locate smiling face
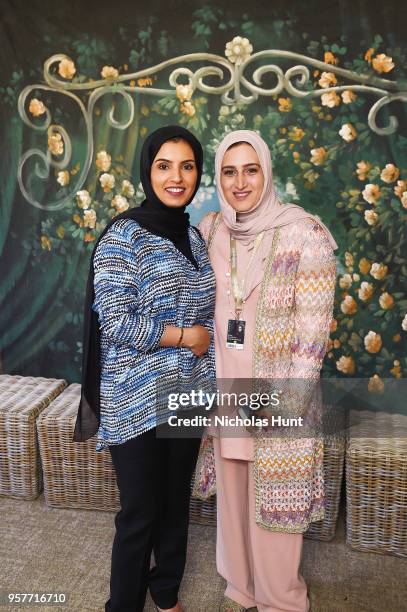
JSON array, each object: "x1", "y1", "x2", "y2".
[
  {"x1": 150, "y1": 139, "x2": 198, "y2": 207},
  {"x1": 220, "y1": 142, "x2": 264, "y2": 213}
]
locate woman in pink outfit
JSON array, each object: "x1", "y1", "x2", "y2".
[{"x1": 194, "y1": 130, "x2": 337, "y2": 612}]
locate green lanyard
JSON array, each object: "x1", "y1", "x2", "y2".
[{"x1": 230, "y1": 232, "x2": 264, "y2": 320}]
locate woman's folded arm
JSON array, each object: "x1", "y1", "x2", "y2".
[{"x1": 93, "y1": 224, "x2": 165, "y2": 352}]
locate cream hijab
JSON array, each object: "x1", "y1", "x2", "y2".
[{"x1": 215, "y1": 130, "x2": 338, "y2": 250}]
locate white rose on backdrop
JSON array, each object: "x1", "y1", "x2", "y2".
[
  {"x1": 100, "y1": 173, "x2": 115, "y2": 192},
  {"x1": 318, "y1": 72, "x2": 337, "y2": 88},
  {"x1": 76, "y1": 190, "x2": 92, "y2": 209},
  {"x1": 48, "y1": 132, "x2": 64, "y2": 156},
  {"x1": 96, "y1": 151, "x2": 112, "y2": 172},
  {"x1": 83, "y1": 209, "x2": 97, "y2": 229},
  {"x1": 339, "y1": 123, "x2": 357, "y2": 142},
  {"x1": 112, "y1": 195, "x2": 130, "y2": 213},
  {"x1": 364, "y1": 331, "x2": 382, "y2": 354},
  {"x1": 339, "y1": 274, "x2": 353, "y2": 289},
  {"x1": 29, "y1": 98, "x2": 46, "y2": 117},
  {"x1": 372, "y1": 53, "x2": 394, "y2": 73},
  {"x1": 57, "y1": 171, "x2": 70, "y2": 186},
  {"x1": 58, "y1": 58, "x2": 76, "y2": 79},
  {"x1": 101, "y1": 65, "x2": 119, "y2": 79},
  {"x1": 121, "y1": 180, "x2": 135, "y2": 198},
  {"x1": 341, "y1": 90, "x2": 357, "y2": 104},
  {"x1": 321, "y1": 91, "x2": 340, "y2": 108},
  {"x1": 362, "y1": 184, "x2": 381, "y2": 204},
  {"x1": 285, "y1": 180, "x2": 299, "y2": 200},
  {"x1": 380, "y1": 163, "x2": 400, "y2": 183},
  {"x1": 336, "y1": 355, "x2": 355, "y2": 375},
  {"x1": 370, "y1": 262, "x2": 388, "y2": 280},
  {"x1": 358, "y1": 282, "x2": 374, "y2": 301},
  {"x1": 364, "y1": 210, "x2": 378, "y2": 226}
]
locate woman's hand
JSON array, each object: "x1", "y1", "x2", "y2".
[
  {"x1": 182, "y1": 325, "x2": 211, "y2": 356},
  {"x1": 159, "y1": 325, "x2": 210, "y2": 356}
]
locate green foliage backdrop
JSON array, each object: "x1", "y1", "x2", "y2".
[{"x1": 0, "y1": 0, "x2": 406, "y2": 388}]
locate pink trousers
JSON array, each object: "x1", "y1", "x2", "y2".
[{"x1": 213, "y1": 438, "x2": 310, "y2": 612}]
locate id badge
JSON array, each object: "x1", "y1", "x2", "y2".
[{"x1": 226, "y1": 319, "x2": 246, "y2": 349}]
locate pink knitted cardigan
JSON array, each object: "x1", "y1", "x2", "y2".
[{"x1": 193, "y1": 212, "x2": 336, "y2": 533}]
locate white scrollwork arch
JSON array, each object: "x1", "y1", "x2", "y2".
[{"x1": 17, "y1": 42, "x2": 405, "y2": 210}]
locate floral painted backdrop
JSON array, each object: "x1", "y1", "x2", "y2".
[{"x1": 1, "y1": 1, "x2": 406, "y2": 387}]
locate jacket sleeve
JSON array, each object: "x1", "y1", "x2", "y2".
[
  {"x1": 276, "y1": 223, "x2": 336, "y2": 419},
  {"x1": 92, "y1": 223, "x2": 165, "y2": 352},
  {"x1": 290, "y1": 222, "x2": 336, "y2": 379}
]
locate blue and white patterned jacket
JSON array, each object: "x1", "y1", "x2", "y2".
[{"x1": 92, "y1": 218, "x2": 216, "y2": 450}]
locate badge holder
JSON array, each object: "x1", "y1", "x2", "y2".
[{"x1": 226, "y1": 318, "x2": 246, "y2": 349}]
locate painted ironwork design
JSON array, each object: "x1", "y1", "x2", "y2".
[{"x1": 17, "y1": 40, "x2": 406, "y2": 209}]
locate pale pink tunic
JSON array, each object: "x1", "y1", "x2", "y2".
[{"x1": 200, "y1": 218, "x2": 272, "y2": 461}]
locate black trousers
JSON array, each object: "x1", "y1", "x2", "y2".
[{"x1": 105, "y1": 428, "x2": 200, "y2": 612}]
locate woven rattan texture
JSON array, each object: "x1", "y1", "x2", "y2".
[
  {"x1": 37, "y1": 383, "x2": 218, "y2": 524},
  {"x1": 346, "y1": 410, "x2": 407, "y2": 558},
  {"x1": 37, "y1": 384, "x2": 120, "y2": 512},
  {"x1": 0, "y1": 375, "x2": 67, "y2": 499}
]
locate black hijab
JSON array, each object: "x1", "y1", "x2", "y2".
[
  {"x1": 130, "y1": 124, "x2": 203, "y2": 266},
  {"x1": 73, "y1": 125, "x2": 203, "y2": 442}
]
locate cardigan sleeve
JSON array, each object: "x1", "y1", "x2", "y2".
[
  {"x1": 290, "y1": 222, "x2": 336, "y2": 379},
  {"x1": 275, "y1": 222, "x2": 336, "y2": 420},
  {"x1": 92, "y1": 223, "x2": 165, "y2": 352}
]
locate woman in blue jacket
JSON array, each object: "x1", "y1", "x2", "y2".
[{"x1": 74, "y1": 126, "x2": 216, "y2": 612}]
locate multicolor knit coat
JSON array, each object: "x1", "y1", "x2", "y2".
[{"x1": 193, "y1": 212, "x2": 336, "y2": 533}]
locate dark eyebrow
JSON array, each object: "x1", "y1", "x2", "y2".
[
  {"x1": 221, "y1": 163, "x2": 261, "y2": 168},
  {"x1": 154, "y1": 158, "x2": 196, "y2": 163}
]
